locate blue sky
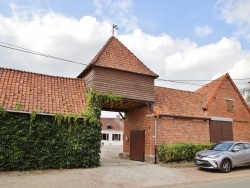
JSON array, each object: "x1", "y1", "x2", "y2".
[
  {"x1": 0, "y1": 0, "x2": 250, "y2": 92},
  {"x1": 0, "y1": 0, "x2": 246, "y2": 48}
]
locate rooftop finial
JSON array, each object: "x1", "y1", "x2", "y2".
[{"x1": 111, "y1": 24, "x2": 118, "y2": 35}]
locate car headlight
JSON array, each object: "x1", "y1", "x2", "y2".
[{"x1": 207, "y1": 155, "x2": 221, "y2": 159}]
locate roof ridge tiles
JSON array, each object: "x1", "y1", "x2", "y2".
[
  {"x1": 155, "y1": 85, "x2": 204, "y2": 95},
  {"x1": 195, "y1": 73, "x2": 228, "y2": 109},
  {"x1": 0, "y1": 67, "x2": 80, "y2": 80}
]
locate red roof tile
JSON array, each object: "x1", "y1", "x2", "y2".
[
  {"x1": 154, "y1": 86, "x2": 208, "y2": 118},
  {"x1": 195, "y1": 74, "x2": 226, "y2": 109},
  {"x1": 195, "y1": 73, "x2": 250, "y2": 112},
  {"x1": 0, "y1": 68, "x2": 86, "y2": 115},
  {"x1": 101, "y1": 117, "x2": 124, "y2": 131},
  {"x1": 78, "y1": 36, "x2": 158, "y2": 78}
]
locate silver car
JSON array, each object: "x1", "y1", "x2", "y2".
[{"x1": 195, "y1": 141, "x2": 250, "y2": 173}]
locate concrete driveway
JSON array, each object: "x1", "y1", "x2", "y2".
[
  {"x1": 100, "y1": 145, "x2": 147, "y2": 166},
  {"x1": 1, "y1": 146, "x2": 250, "y2": 188}
]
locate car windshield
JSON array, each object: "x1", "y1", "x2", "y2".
[{"x1": 211, "y1": 142, "x2": 234, "y2": 151}]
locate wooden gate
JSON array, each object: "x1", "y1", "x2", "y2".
[
  {"x1": 130, "y1": 130, "x2": 145, "y2": 161},
  {"x1": 210, "y1": 120, "x2": 233, "y2": 143}
]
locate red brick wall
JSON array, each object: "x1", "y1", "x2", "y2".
[
  {"x1": 123, "y1": 78, "x2": 250, "y2": 162},
  {"x1": 233, "y1": 122, "x2": 250, "y2": 141},
  {"x1": 207, "y1": 78, "x2": 250, "y2": 121},
  {"x1": 123, "y1": 106, "x2": 210, "y2": 162},
  {"x1": 156, "y1": 117, "x2": 210, "y2": 144},
  {"x1": 123, "y1": 105, "x2": 155, "y2": 161},
  {"x1": 206, "y1": 78, "x2": 250, "y2": 141}
]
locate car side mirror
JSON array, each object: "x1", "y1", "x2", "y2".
[{"x1": 232, "y1": 148, "x2": 240, "y2": 152}]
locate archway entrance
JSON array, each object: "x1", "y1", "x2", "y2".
[
  {"x1": 77, "y1": 36, "x2": 158, "y2": 163},
  {"x1": 100, "y1": 111, "x2": 147, "y2": 166}
]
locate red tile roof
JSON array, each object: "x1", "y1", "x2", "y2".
[
  {"x1": 77, "y1": 36, "x2": 158, "y2": 78},
  {"x1": 195, "y1": 74, "x2": 226, "y2": 110},
  {"x1": 154, "y1": 86, "x2": 208, "y2": 118},
  {"x1": 101, "y1": 117, "x2": 124, "y2": 131},
  {"x1": 0, "y1": 68, "x2": 86, "y2": 115},
  {"x1": 195, "y1": 73, "x2": 250, "y2": 112}
]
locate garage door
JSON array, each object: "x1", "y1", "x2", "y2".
[{"x1": 210, "y1": 120, "x2": 233, "y2": 143}]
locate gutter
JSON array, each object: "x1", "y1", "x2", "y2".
[
  {"x1": 5, "y1": 110, "x2": 56, "y2": 116},
  {"x1": 4, "y1": 110, "x2": 83, "y2": 118},
  {"x1": 154, "y1": 115, "x2": 159, "y2": 164},
  {"x1": 158, "y1": 113, "x2": 210, "y2": 120}
]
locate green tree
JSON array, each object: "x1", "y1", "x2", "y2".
[{"x1": 242, "y1": 82, "x2": 250, "y2": 106}]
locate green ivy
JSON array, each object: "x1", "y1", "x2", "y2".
[
  {"x1": 14, "y1": 103, "x2": 24, "y2": 111},
  {"x1": 83, "y1": 88, "x2": 123, "y2": 119},
  {"x1": 0, "y1": 89, "x2": 122, "y2": 171},
  {"x1": 0, "y1": 105, "x2": 6, "y2": 116}
]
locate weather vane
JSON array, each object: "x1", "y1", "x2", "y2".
[{"x1": 111, "y1": 24, "x2": 118, "y2": 35}]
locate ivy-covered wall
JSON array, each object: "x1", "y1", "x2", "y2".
[
  {"x1": 0, "y1": 89, "x2": 122, "y2": 171},
  {"x1": 0, "y1": 111, "x2": 101, "y2": 170}
]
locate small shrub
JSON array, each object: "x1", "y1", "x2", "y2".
[{"x1": 158, "y1": 142, "x2": 214, "y2": 163}]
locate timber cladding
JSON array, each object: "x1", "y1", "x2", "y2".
[{"x1": 83, "y1": 67, "x2": 155, "y2": 102}]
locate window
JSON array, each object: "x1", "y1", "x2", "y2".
[
  {"x1": 102, "y1": 134, "x2": 109, "y2": 141},
  {"x1": 226, "y1": 99, "x2": 234, "y2": 112},
  {"x1": 112, "y1": 134, "x2": 121, "y2": 141},
  {"x1": 244, "y1": 143, "x2": 250, "y2": 149},
  {"x1": 233, "y1": 144, "x2": 244, "y2": 151},
  {"x1": 107, "y1": 124, "x2": 112, "y2": 129}
]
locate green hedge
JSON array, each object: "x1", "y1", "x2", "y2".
[
  {"x1": 0, "y1": 112, "x2": 101, "y2": 170},
  {"x1": 158, "y1": 142, "x2": 214, "y2": 163}
]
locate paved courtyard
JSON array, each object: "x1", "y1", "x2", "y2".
[{"x1": 1, "y1": 146, "x2": 250, "y2": 188}]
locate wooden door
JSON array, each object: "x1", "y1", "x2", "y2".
[
  {"x1": 130, "y1": 130, "x2": 145, "y2": 161},
  {"x1": 221, "y1": 121, "x2": 233, "y2": 141},
  {"x1": 210, "y1": 120, "x2": 233, "y2": 143}
]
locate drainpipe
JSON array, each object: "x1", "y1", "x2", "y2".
[{"x1": 154, "y1": 115, "x2": 159, "y2": 164}]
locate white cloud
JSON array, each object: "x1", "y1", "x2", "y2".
[
  {"x1": 0, "y1": 2, "x2": 250, "y2": 94},
  {"x1": 195, "y1": 25, "x2": 213, "y2": 37},
  {"x1": 216, "y1": 0, "x2": 250, "y2": 40},
  {"x1": 93, "y1": 0, "x2": 137, "y2": 33},
  {"x1": 119, "y1": 30, "x2": 250, "y2": 91},
  {"x1": 216, "y1": 0, "x2": 250, "y2": 25},
  {"x1": 118, "y1": 29, "x2": 197, "y2": 80},
  {"x1": 163, "y1": 37, "x2": 250, "y2": 90},
  {"x1": 0, "y1": 4, "x2": 112, "y2": 77}
]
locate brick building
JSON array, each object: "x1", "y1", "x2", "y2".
[
  {"x1": 123, "y1": 74, "x2": 250, "y2": 162},
  {"x1": 196, "y1": 73, "x2": 250, "y2": 142},
  {"x1": 101, "y1": 116, "x2": 124, "y2": 146},
  {"x1": 0, "y1": 36, "x2": 249, "y2": 163}
]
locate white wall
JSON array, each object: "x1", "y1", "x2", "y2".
[{"x1": 101, "y1": 130, "x2": 123, "y2": 146}]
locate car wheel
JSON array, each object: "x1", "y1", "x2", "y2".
[{"x1": 220, "y1": 159, "x2": 231, "y2": 173}]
